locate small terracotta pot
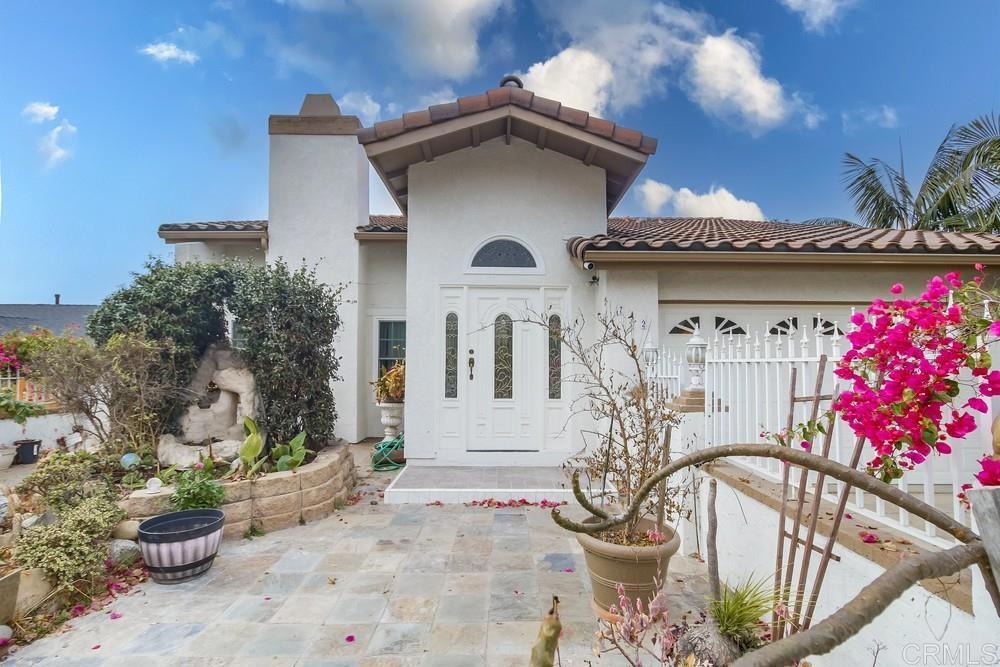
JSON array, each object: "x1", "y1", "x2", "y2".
[{"x1": 576, "y1": 517, "x2": 680, "y2": 613}]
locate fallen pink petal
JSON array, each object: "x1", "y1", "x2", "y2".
[
  {"x1": 345, "y1": 635, "x2": 355, "y2": 643},
  {"x1": 109, "y1": 611, "x2": 122, "y2": 620}
]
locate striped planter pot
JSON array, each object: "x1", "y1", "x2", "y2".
[{"x1": 138, "y1": 509, "x2": 225, "y2": 584}]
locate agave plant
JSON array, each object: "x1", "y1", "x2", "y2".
[{"x1": 814, "y1": 113, "x2": 1000, "y2": 231}]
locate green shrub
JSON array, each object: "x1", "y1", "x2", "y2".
[
  {"x1": 16, "y1": 451, "x2": 112, "y2": 513},
  {"x1": 228, "y1": 260, "x2": 342, "y2": 445},
  {"x1": 171, "y1": 468, "x2": 225, "y2": 510},
  {"x1": 0, "y1": 389, "x2": 45, "y2": 425},
  {"x1": 15, "y1": 496, "x2": 126, "y2": 586}
]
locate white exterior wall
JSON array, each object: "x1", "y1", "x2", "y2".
[
  {"x1": 174, "y1": 242, "x2": 264, "y2": 265},
  {"x1": 404, "y1": 136, "x2": 606, "y2": 465},
  {"x1": 360, "y1": 240, "x2": 407, "y2": 437},
  {"x1": 708, "y1": 478, "x2": 998, "y2": 667},
  {"x1": 268, "y1": 132, "x2": 369, "y2": 442}
]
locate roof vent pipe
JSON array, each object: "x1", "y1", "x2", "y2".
[
  {"x1": 499, "y1": 75, "x2": 523, "y2": 89},
  {"x1": 54, "y1": 293, "x2": 61, "y2": 305}
]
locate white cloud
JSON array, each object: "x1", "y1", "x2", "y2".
[
  {"x1": 280, "y1": 0, "x2": 505, "y2": 80},
  {"x1": 687, "y1": 30, "x2": 820, "y2": 134},
  {"x1": 140, "y1": 42, "x2": 200, "y2": 64},
  {"x1": 779, "y1": 0, "x2": 858, "y2": 32},
  {"x1": 341, "y1": 91, "x2": 381, "y2": 125},
  {"x1": 522, "y1": 2, "x2": 820, "y2": 133},
  {"x1": 637, "y1": 178, "x2": 765, "y2": 220},
  {"x1": 416, "y1": 85, "x2": 458, "y2": 109},
  {"x1": 841, "y1": 104, "x2": 898, "y2": 134},
  {"x1": 40, "y1": 119, "x2": 77, "y2": 168},
  {"x1": 22, "y1": 102, "x2": 59, "y2": 123},
  {"x1": 520, "y1": 48, "x2": 614, "y2": 116}
]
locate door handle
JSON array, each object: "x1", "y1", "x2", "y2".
[{"x1": 468, "y1": 349, "x2": 475, "y2": 380}]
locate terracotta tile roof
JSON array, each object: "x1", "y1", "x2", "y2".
[
  {"x1": 356, "y1": 86, "x2": 658, "y2": 156},
  {"x1": 158, "y1": 220, "x2": 268, "y2": 233},
  {"x1": 567, "y1": 217, "x2": 1000, "y2": 257},
  {"x1": 161, "y1": 216, "x2": 1000, "y2": 257},
  {"x1": 363, "y1": 215, "x2": 407, "y2": 232}
]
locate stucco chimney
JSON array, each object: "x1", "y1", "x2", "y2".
[
  {"x1": 267, "y1": 94, "x2": 369, "y2": 443},
  {"x1": 54, "y1": 293, "x2": 61, "y2": 305}
]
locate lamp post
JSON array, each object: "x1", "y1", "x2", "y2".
[{"x1": 685, "y1": 326, "x2": 708, "y2": 391}]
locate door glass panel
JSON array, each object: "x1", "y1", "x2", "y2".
[
  {"x1": 494, "y1": 314, "x2": 513, "y2": 399},
  {"x1": 548, "y1": 314, "x2": 561, "y2": 399},
  {"x1": 444, "y1": 313, "x2": 458, "y2": 398}
]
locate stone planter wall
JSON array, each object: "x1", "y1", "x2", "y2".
[{"x1": 119, "y1": 441, "x2": 356, "y2": 539}]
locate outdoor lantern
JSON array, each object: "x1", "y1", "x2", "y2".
[{"x1": 685, "y1": 327, "x2": 708, "y2": 390}]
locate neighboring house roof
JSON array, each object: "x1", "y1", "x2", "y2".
[
  {"x1": 0, "y1": 304, "x2": 98, "y2": 335},
  {"x1": 160, "y1": 216, "x2": 1000, "y2": 265},
  {"x1": 569, "y1": 217, "x2": 1000, "y2": 266},
  {"x1": 356, "y1": 78, "x2": 657, "y2": 215}
]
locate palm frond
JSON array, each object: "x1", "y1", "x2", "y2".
[{"x1": 842, "y1": 153, "x2": 909, "y2": 229}]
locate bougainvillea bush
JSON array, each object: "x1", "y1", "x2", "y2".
[{"x1": 833, "y1": 265, "x2": 1000, "y2": 490}]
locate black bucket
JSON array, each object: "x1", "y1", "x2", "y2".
[
  {"x1": 14, "y1": 439, "x2": 41, "y2": 464},
  {"x1": 138, "y1": 509, "x2": 225, "y2": 584}
]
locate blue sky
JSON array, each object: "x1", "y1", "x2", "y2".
[{"x1": 2, "y1": 0, "x2": 998, "y2": 303}]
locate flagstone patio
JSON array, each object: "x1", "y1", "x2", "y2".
[{"x1": 5, "y1": 446, "x2": 709, "y2": 666}]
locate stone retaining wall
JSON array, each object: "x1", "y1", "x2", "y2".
[{"x1": 120, "y1": 441, "x2": 356, "y2": 539}]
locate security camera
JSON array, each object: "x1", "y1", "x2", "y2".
[{"x1": 583, "y1": 261, "x2": 595, "y2": 271}]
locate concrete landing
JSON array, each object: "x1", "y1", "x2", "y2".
[{"x1": 383, "y1": 465, "x2": 589, "y2": 505}]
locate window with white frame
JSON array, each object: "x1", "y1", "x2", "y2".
[{"x1": 377, "y1": 320, "x2": 406, "y2": 376}]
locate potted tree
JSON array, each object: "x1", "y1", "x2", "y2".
[
  {"x1": 547, "y1": 308, "x2": 684, "y2": 614},
  {"x1": 372, "y1": 360, "x2": 405, "y2": 441}
]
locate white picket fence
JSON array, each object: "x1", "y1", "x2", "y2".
[
  {"x1": 700, "y1": 313, "x2": 985, "y2": 548},
  {"x1": 646, "y1": 346, "x2": 682, "y2": 401}
]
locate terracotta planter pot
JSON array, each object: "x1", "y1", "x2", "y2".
[
  {"x1": 138, "y1": 509, "x2": 224, "y2": 584},
  {"x1": 576, "y1": 518, "x2": 680, "y2": 613}
]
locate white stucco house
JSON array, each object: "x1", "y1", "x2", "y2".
[{"x1": 157, "y1": 77, "x2": 1000, "y2": 467}]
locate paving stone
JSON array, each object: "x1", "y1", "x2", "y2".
[
  {"x1": 241, "y1": 623, "x2": 321, "y2": 656},
  {"x1": 435, "y1": 594, "x2": 489, "y2": 624},
  {"x1": 271, "y1": 594, "x2": 342, "y2": 623},
  {"x1": 221, "y1": 595, "x2": 283, "y2": 623},
  {"x1": 428, "y1": 623, "x2": 487, "y2": 654},
  {"x1": 119, "y1": 622, "x2": 207, "y2": 655},
  {"x1": 442, "y1": 572, "x2": 491, "y2": 595},
  {"x1": 270, "y1": 549, "x2": 325, "y2": 573},
  {"x1": 391, "y1": 573, "x2": 445, "y2": 597},
  {"x1": 304, "y1": 624, "x2": 375, "y2": 658},
  {"x1": 326, "y1": 594, "x2": 390, "y2": 624},
  {"x1": 365, "y1": 623, "x2": 430, "y2": 655},
  {"x1": 380, "y1": 596, "x2": 437, "y2": 623}
]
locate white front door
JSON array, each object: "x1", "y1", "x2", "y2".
[{"x1": 465, "y1": 288, "x2": 544, "y2": 451}]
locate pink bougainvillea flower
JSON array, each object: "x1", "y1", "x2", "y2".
[
  {"x1": 859, "y1": 531, "x2": 880, "y2": 544},
  {"x1": 345, "y1": 634, "x2": 356, "y2": 643},
  {"x1": 70, "y1": 604, "x2": 87, "y2": 618},
  {"x1": 800, "y1": 441, "x2": 812, "y2": 451},
  {"x1": 562, "y1": 567, "x2": 575, "y2": 573},
  {"x1": 976, "y1": 263, "x2": 986, "y2": 271},
  {"x1": 967, "y1": 397, "x2": 989, "y2": 414},
  {"x1": 975, "y1": 457, "x2": 1000, "y2": 486},
  {"x1": 844, "y1": 512, "x2": 853, "y2": 519},
  {"x1": 990, "y1": 322, "x2": 1000, "y2": 337},
  {"x1": 889, "y1": 283, "x2": 904, "y2": 294},
  {"x1": 109, "y1": 611, "x2": 122, "y2": 620}
]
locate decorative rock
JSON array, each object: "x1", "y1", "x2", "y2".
[
  {"x1": 21, "y1": 514, "x2": 40, "y2": 530},
  {"x1": 112, "y1": 519, "x2": 140, "y2": 541},
  {"x1": 0, "y1": 624, "x2": 11, "y2": 641},
  {"x1": 0, "y1": 496, "x2": 7, "y2": 524},
  {"x1": 108, "y1": 539, "x2": 141, "y2": 567},
  {"x1": 157, "y1": 434, "x2": 205, "y2": 469}
]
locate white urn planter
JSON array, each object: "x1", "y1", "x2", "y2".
[{"x1": 377, "y1": 402, "x2": 404, "y2": 440}]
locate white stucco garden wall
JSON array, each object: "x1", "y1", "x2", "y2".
[
  {"x1": 0, "y1": 412, "x2": 78, "y2": 452},
  {"x1": 403, "y1": 136, "x2": 607, "y2": 465},
  {"x1": 707, "y1": 477, "x2": 998, "y2": 667}
]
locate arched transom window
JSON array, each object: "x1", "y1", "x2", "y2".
[{"x1": 472, "y1": 239, "x2": 536, "y2": 268}]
